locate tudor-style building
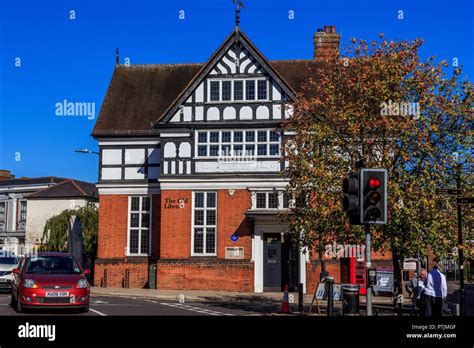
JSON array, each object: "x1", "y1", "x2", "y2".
[{"x1": 92, "y1": 25, "x2": 391, "y2": 292}]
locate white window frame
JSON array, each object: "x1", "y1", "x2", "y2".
[
  {"x1": 126, "y1": 196, "x2": 152, "y2": 256},
  {"x1": 194, "y1": 129, "x2": 281, "y2": 159},
  {"x1": 17, "y1": 200, "x2": 27, "y2": 230},
  {"x1": 251, "y1": 190, "x2": 294, "y2": 210},
  {"x1": 206, "y1": 77, "x2": 268, "y2": 103},
  {"x1": 191, "y1": 192, "x2": 217, "y2": 256},
  {"x1": 0, "y1": 201, "x2": 6, "y2": 231}
]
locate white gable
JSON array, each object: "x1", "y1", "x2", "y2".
[
  {"x1": 163, "y1": 32, "x2": 294, "y2": 124},
  {"x1": 209, "y1": 43, "x2": 263, "y2": 75}
]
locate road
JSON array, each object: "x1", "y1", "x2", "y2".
[{"x1": 0, "y1": 293, "x2": 260, "y2": 316}]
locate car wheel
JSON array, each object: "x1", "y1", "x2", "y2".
[
  {"x1": 79, "y1": 305, "x2": 89, "y2": 314},
  {"x1": 15, "y1": 293, "x2": 23, "y2": 313}
]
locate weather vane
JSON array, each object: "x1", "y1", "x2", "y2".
[{"x1": 233, "y1": 0, "x2": 245, "y2": 28}]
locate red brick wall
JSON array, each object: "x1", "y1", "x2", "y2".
[
  {"x1": 306, "y1": 260, "x2": 341, "y2": 294},
  {"x1": 94, "y1": 260, "x2": 149, "y2": 288},
  {"x1": 94, "y1": 194, "x2": 161, "y2": 288},
  {"x1": 159, "y1": 189, "x2": 252, "y2": 259},
  {"x1": 160, "y1": 191, "x2": 193, "y2": 258},
  {"x1": 216, "y1": 189, "x2": 252, "y2": 259},
  {"x1": 156, "y1": 189, "x2": 254, "y2": 291},
  {"x1": 156, "y1": 260, "x2": 253, "y2": 291},
  {"x1": 97, "y1": 195, "x2": 128, "y2": 259}
]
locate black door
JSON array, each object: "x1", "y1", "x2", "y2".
[
  {"x1": 263, "y1": 234, "x2": 281, "y2": 291},
  {"x1": 282, "y1": 236, "x2": 299, "y2": 292}
]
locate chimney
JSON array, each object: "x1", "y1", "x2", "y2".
[
  {"x1": 313, "y1": 25, "x2": 340, "y2": 61},
  {"x1": 0, "y1": 170, "x2": 14, "y2": 180}
]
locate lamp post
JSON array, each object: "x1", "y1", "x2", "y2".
[{"x1": 75, "y1": 149, "x2": 99, "y2": 156}]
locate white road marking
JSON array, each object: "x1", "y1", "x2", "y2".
[
  {"x1": 89, "y1": 308, "x2": 107, "y2": 316},
  {"x1": 91, "y1": 299, "x2": 109, "y2": 304},
  {"x1": 144, "y1": 299, "x2": 158, "y2": 303},
  {"x1": 160, "y1": 302, "x2": 235, "y2": 316}
]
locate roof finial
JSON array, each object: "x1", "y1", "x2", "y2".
[
  {"x1": 116, "y1": 48, "x2": 119, "y2": 65},
  {"x1": 233, "y1": 0, "x2": 245, "y2": 29}
]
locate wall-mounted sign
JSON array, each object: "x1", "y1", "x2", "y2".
[
  {"x1": 403, "y1": 258, "x2": 417, "y2": 271},
  {"x1": 225, "y1": 247, "x2": 244, "y2": 259},
  {"x1": 164, "y1": 198, "x2": 188, "y2": 209},
  {"x1": 230, "y1": 234, "x2": 239, "y2": 242}
]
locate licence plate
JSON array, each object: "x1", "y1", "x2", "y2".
[{"x1": 45, "y1": 291, "x2": 69, "y2": 297}]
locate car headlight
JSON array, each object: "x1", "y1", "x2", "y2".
[
  {"x1": 76, "y1": 279, "x2": 88, "y2": 288},
  {"x1": 23, "y1": 279, "x2": 38, "y2": 288}
]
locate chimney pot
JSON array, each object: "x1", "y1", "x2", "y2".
[{"x1": 314, "y1": 25, "x2": 340, "y2": 62}]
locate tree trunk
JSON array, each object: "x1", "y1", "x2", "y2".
[
  {"x1": 318, "y1": 247, "x2": 327, "y2": 281},
  {"x1": 392, "y1": 247, "x2": 403, "y2": 295}
]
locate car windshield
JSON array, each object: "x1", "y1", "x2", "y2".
[
  {"x1": 25, "y1": 255, "x2": 82, "y2": 274},
  {"x1": 0, "y1": 257, "x2": 18, "y2": 265}
]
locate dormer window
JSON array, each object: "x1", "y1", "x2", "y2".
[{"x1": 207, "y1": 78, "x2": 268, "y2": 102}]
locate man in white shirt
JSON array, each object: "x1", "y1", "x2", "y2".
[{"x1": 423, "y1": 261, "x2": 447, "y2": 316}]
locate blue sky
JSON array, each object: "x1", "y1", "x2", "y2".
[{"x1": 0, "y1": 0, "x2": 472, "y2": 183}]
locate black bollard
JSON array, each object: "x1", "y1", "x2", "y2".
[
  {"x1": 298, "y1": 283, "x2": 304, "y2": 313},
  {"x1": 326, "y1": 276, "x2": 334, "y2": 316}
]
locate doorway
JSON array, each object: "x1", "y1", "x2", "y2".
[
  {"x1": 263, "y1": 234, "x2": 281, "y2": 291},
  {"x1": 263, "y1": 233, "x2": 299, "y2": 292}
]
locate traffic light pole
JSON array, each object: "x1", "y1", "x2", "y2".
[{"x1": 365, "y1": 224, "x2": 373, "y2": 316}]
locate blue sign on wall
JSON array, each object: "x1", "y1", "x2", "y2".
[{"x1": 231, "y1": 234, "x2": 239, "y2": 242}]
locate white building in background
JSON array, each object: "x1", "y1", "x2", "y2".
[
  {"x1": 26, "y1": 179, "x2": 98, "y2": 245},
  {"x1": 0, "y1": 175, "x2": 97, "y2": 255}
]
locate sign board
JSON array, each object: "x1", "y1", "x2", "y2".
[
  {"x1": 457, "y1": 197, "x2": 474, "y2": 204},
  {"x1": 224, "y1": 247, "x2": 244, "y2": 259},
  {"x1": 403, "y1": 258, "x2": 417, "y2": 271},
  {"x1": 373, "y1": 270, "x2": 394, "y2": 295},
  {"x1": 436, "y1": 189, "x2": 461, "y2": 196},
  {"x1": 315, "y1": 282, "x2": 342, "y2": 301}
]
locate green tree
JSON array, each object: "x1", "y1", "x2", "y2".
[
  {"x1": 284, "y1": 35, "x2": 472, "y2": 294},
  {"x1": 40, "y1": 203, "x2": 99, "y2": 259}
]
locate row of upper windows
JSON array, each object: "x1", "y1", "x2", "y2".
[
  {"x1": 209, "y1": 79, "x2": 268, "y2": 102},
  {"x1": 196, "y1": 129, "x2": 281, "y2": 158}
]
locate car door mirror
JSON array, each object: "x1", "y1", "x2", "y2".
[
  {"x1": 12, "y1": 268, "x2": 19, "y2": 274},
  {"x1": 83, "y1": 269, "x2": 91, "y2": 276}
]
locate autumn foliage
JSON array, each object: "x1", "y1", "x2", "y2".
[{"x1": 284, "y1": 35, "x2": 472, "y2": 288}]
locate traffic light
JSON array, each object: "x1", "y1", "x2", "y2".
[
  {"x1": 360, "y1": 169, "x2": 387, "y2": 224},
  {"x1": 343, "y1": 172, "x2": 361, "y2": 225}
]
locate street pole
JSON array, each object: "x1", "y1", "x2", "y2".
[
  {"x1": 326, "y1": 277, "x2": 334, "y2": 316},
  {"x1": 456, "y1": 165, "x2": 465, "y2": 316},
  {"x1": 365, "y1": 224, "x2": 372, "y2": 316}
]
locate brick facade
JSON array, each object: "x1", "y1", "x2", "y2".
[
  {"x1": 95, "y1": 189, "x2": 256, "y2": 290},
  {"x1": 95, "y1": 190, "x2": 396, "y2": 291},
  {"x1": 155, "y1": 189, "x2": 254, "y2": 291},
  {"x1": 94, "y1": 194, "x2": 161, "y2": 288},
  {"x1": 156, "y1": 259, "x2": 253, "y2": 291}
]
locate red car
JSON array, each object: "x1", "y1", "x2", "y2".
[{"x1": 10, "y1": 252, "x2": 90, "y2": 313}]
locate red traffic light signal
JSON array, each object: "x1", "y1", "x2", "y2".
[
  {"x1": 369, "y1": 177, "x2": 381, "y2": 189},
  {"x1": 360, "y1": 169, "x2": 387, "y2": 224}
]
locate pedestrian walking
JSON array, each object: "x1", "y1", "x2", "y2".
[
  {"x1": 423, "y1": 260, "x2": 447, "y2": 316},
  {"x1": 416, "y1": 269, "x2": 427, "y2": 315}
]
